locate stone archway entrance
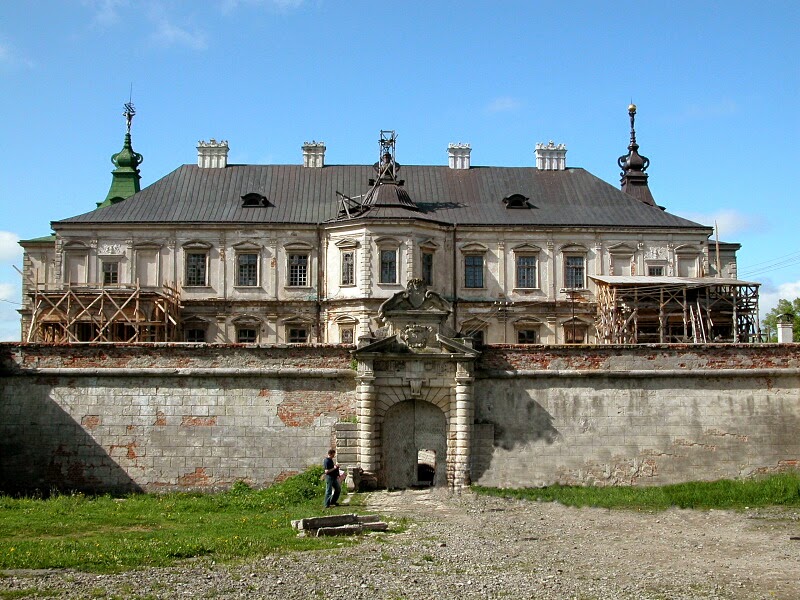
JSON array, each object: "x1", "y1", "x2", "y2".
[{"x1": 383, "y1": 400, "x2": 447, "y2": 490}]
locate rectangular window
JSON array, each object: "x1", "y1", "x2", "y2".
[
  {"x1": 288, "y1": 327, "x2": 308, "y2": 343},
  {"x1": 516, "y1": 255, "x2": 537, "y2": 288},
  {"x1": 564, "y1": 255, "x2": 585, "y2": 289},
  {"x1": 464, "y1": 255, "x2": 484, "y2": 288},
  {"x1": 564, "y1": 325, "x2": 586, "y2": 344},
  {"x1": 288, "y1": 254, "x2": 308, "y2": 287},
  {"x1": 648, "y1": 265, "x2": 665, "y2": 277},
  {"x1": 185, "y1": 328, "x2": 206, "y2": 342},
  {"x1": 185, "y1": 252, "x2": 208, "y2": 287},
  {"x1": 380, "y1": 249, "x2": 397, "y2": 284},
  {"x1": 102, "y1": 261, "x2": 119, "y2": 285},
  {"x1": 517, "y1": 329, "x2": 538, "y2": 344},
  {"x1": 135, "y1": 249, "x2": 158, "y2": 286},
  {"x1": 237, "y1": 328, "x2": 257, "y2": 343},
  {"x1": 677, "y1": 257, "x2": 697, "y2": 278},
  {"x1": 341, "y1": 327, "x2": 354, "y2": 344},
  {"x1": 421, "y1": 252, "x2": 434, "y2": 286},
  {"x1": 237, "y1": 253, "x2": 258, "y2": 287},
  {"x1": 341, "y1": 251, "x2": 355, "y2": 286}
]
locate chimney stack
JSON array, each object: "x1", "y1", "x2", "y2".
[
  {"x1": 535, "y1": 141, "x2": 567, "y2": 171},
  {"x1": 302, "y1": 141, "x2": 326, "y2": 168},
  {"x1": 448, "y1": 143, "x2": 471, "y2": 169},
  {"x1": 197, "y1": 139, "x2": 229, "y2": 168}
]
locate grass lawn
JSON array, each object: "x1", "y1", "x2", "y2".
[
  {"x1": 473, "y1": 472, "x2": 800, "y2": 510},
  {"x1": 0, "y1": 467, "x2": 357, "y2": 573}
]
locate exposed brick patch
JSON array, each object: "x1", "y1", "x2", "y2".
[
  {"x1": 110, "y1": 441, "x2": 138, "y2": 460},
  {"x1": 180, "y1": 415, "x2": 217, "y2": 427},
  {"x1": 154, "y1": 411, "x2": 167, "y2": 426},
  {"x1": 178, "y1": 467, "x2": 210, "y2": 487},
  {"x1": 705, "y1": 428, "x2": 748, "y2": 442},
  {"x1": 277, "y1": 392, "x2": 352, "y2": 427},
  {"x1": 273, "y1": 470, "x2": 299, "y2": 483},
  {"x1": 81, "y1": 415, "x2": 100, "y2": 430}
]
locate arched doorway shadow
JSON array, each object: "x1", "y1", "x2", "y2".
[{"x1": 382, "y1": 400, "x2": 447, "y2": 490}]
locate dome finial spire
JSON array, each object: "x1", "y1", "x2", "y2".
[
  {"x1": 618, "y1": 102, "x2": 657, "y2": 207},
  {"x1": 97, "y1": 100, "x2": 144, "y2": 208}
]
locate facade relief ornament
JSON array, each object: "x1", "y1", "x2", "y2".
[
  {"x1": 401, "y1": 324, "x2": 432, "y2": 348},
  {"x1": 644, "y1": 246, "x2": 668, "y2": 260},
  {"x1": 98, "y1": 243, "x2": 123, "y2": 256}
]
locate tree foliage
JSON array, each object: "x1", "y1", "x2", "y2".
[{"x1": 761, "y1": 298, "x2": 800, "y2": 342}]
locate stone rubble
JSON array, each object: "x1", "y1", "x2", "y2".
[{"x1": 1, "y1": 488, "x2": 798, "y2": 599}]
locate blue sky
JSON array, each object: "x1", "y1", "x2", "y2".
[{"x1": 1, "y1": 0, "x2": 798, "y2": 341}]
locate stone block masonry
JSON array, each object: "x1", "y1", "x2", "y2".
[
  {"x1": 1, "y1": 343, "x2": 799, "y2": 493},
  {"x1": 0, "y1": 345, "x2": 357, "y2": 494}
]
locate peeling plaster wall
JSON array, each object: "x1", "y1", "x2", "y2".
[
  {"x1": 0, "y1": 345, "x2": 357, "y2": 494},
  {"x1": 473, "y1": 345, "x2": 800, "y2": 487},
  {"x1": 1, "y1": 343, "x2": 799, "y2": 493}
]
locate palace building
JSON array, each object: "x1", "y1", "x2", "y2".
[{"x1": 19, "y1": 105, "x2": 759, "y2": 345}]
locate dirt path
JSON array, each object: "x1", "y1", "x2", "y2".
[{"x1": 360, "y1": 488, "x2": 800, "y2": 599}]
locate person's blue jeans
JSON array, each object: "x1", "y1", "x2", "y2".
[{"x1": 325, "y1": 474, "x2": 341, "y2": 507}]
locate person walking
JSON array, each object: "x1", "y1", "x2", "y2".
[{"x1": 323, "y1": 448, "x2": 341, "y2": 508}]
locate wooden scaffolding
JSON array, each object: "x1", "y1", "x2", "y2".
[
  {"x1": 26, "y1": 281, "x2": 181, "y2": 343},
  {"x1": 592, "y1": 276, "x2": 759, "y2": 344}
]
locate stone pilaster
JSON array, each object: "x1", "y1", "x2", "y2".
[
  {"x1": 356, "y1": 360, "x2": 378, "y2": 474},
  {"x1": 451, "y1": 361, "x2": 474, "y2": 489}
]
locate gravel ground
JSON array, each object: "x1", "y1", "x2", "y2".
[{"x1": 1, "y1": 488, "x2": 799, "y2": 599}]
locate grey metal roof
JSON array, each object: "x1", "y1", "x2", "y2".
[{"x1": 55, "y1": 164, "x2": 709, "y2": 230}]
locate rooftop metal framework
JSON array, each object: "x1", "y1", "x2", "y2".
[{"x1": 592, "y1": 276, "x2": 760, "y2": 344}]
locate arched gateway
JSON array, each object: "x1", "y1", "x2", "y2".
[{"x1": 353, "y1": 279, "x2": 479, "y2": 490}]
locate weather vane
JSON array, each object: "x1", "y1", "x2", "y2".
[{"x1": 123, "y1": 84, "x2": 135, "y2": 133}]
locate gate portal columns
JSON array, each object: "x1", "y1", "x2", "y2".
[
  {"x1": 356, "y1": 361, "x2": 378, "y2": 474},
  {"x1": 451, "y1": 361, "x2": 474, "y2": 489}
]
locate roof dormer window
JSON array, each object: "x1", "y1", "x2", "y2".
[
  {"x1": 241, "y1": 193, "x2": 270, "y2": 207},
  {"x1": 503, "y1": 193, "x2": 530, "y2": 209}
]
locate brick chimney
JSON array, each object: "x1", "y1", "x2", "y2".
[
  {"x1": 448, "y1": 143, "x2": 471, "y2": 169},
  {"x1": 302, "y1": 141, "x2": 326, "y2": 168},
  {"x1": 535, "y1": 141, "x2": 567, "y2": 170},
  {"x1": 197, "y1": 139, "x2": 229, "y2": 168}
]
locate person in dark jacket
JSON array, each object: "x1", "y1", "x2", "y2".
[{"x1": 323, "y1": 448, "x2": 341, "y2": 508}]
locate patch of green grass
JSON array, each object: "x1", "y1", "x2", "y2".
[
  {"x1": 0, "y1": 466, "x2": 365, "y2": 573},
  {"x1": 0, "y1": 589, "x2": 60, "y2": 599},
  {"x1": 473, "y1": 472, "x2": 800, "y2": 510}
]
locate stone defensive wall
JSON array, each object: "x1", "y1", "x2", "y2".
[{"x1": 1, "y1": 343, "x2": 798, "y2": 494}]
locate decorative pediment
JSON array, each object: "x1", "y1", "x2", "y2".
[
  {"x1": 560, "y1": 243, "x2": 588, "y2": 253},
  {"x1": 334, "y1": 238, "x2": 360, "y2": 249},
  {"x1": 608, "y1": 242, "x2": 637, "y2": 255},
  {"x1": 232, "y1": 240, "x2": 262, "y2": 251},
  {"x1": 460, "y1": 242, "x2": 488, "y2": 254},
  {"x1": 675, "y1": 244, "x2": 701, "y2": 255},
  {"x1": 379, "y1": 279, "x2": 451, "y2": 315},
  {"x1": 418, "y1": 238, "x2": 440, "y2": 251},
  {"x1": 512, "y1": 243, "x2": 542, "y2": 254},
  {"x1": 182, "y1": 240, "x2": 212, "y2": 250}
]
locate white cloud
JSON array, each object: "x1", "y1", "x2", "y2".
[
  {"x1": 486, "y1": 97, "x2": 522, "y2": 113},
  {"x1": 756, "y1": 279, "x2": 800, "y2": 321},
  {"x1": 0, "y1": 232, "x2": 22, "y2": 262},
  {"x1": 681, "y1": 209, "x2": 765, "y2": 238},
  {"x1": 220, "y1": 0, "x2": 304, "y2": 12},
  {"x1": 0, "y1": 39, "x2": 34, "y2": 69},
  {"x1": 83, "y1": 0, "x2": 129, "y2": 28},
  {"x1": 148, "y1": 7, "x2": 208, "y2": 50}
]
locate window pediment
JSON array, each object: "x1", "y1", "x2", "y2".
[
  {"x1": 514, "y1": 317, "x2": 543, "y2": 327},
  {"x1": 419, "y1": 239, "x2": 439, "y2": 251},
  {"x1": 232, "y1": 241, "x2": 262, "y2": 251},
  {"x1": 62, "y1": 241, "x2": 89, "y2": 251},
  {"x1": 134, "y1": 241, "x2": 162, "y2": 250},
  {"x1": 560, "y1": 243, "x2": 588, "y2": 254},
  {"x1": 334, "y1": 238, "x2": 360, "y2": 249},
  {"x1": 282, "y1": 316, "x2": 313, "y2": 325},
  {"x1": 608, "y1": 242, "x2": 637, "y2": 255},
  {"x1": 460, "y1": 242, "x2": 488, "y2": 254},
  {"x1": 182, "y1": 240, "x2": 212, "y2": 250},
  {"x1": 232, "y1": 315, "x2": 262, "y2": 325},
  {"x1": 375, "y1": 236, "x2": 401, "y2": 248},
  {"x1": 334, "y1": 315, "x2": 359, "y2": 325},
  {"x1": 512, "y1": 243, "x2": 541, "y2": 254},
  {"x1": 283, "y1": 241, "x2": 314, "y2": 251},
  {"x1": 675, "y1": 244, "x2": 701, "y2": 255}
]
